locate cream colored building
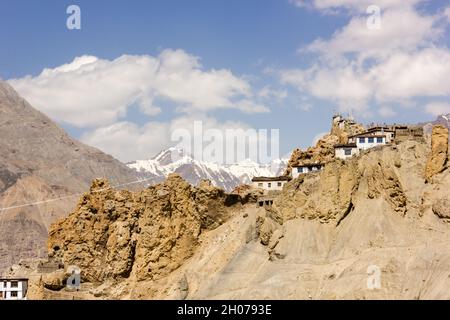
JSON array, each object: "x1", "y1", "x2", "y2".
[
  {"x1": 252, "y1": 176, "x2": 291, "y2": 191},
  {"x1": 291, "y1": 163, "x2": 324, "y2": 179},
  {"x1": 334, "y1": 143, "x2": 359, "y2": 160}
]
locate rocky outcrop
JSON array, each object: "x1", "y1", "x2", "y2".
[
  {"x1": 46, "y1": 174, "x2": 243, "y2": 284},
  {"x1": 231, "y1": 184, "x2": 264, "y2": 203},
  {"x1": 284, "y1": 134, "x2": 339, "y2": 176},
  {"x1": 432, "y1": 197, "x2": 450, "y2": 219},
  {"x1": 284, "y1": 116, "x2": 364, "y2": 176},
  {"x1": 425, "y1": 125, "x2": 449, "y2": 182}
]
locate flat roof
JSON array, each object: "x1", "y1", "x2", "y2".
[
  {"x1": 366, "y1": 127, "x2": 395, "y2": 132},
  {"x1": 334, "y1": 143, "x2": 357, "y2": 148},
  {"x1": 252, "y1": 176, "x2": 291, "y2": 182},
  {"x1": 292, "y1": 163, "x2": 324, "y2": 168},
  {"x1": 350, "y1": 133, "x2": 387, "y2": 138}
]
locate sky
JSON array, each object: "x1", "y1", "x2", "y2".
[{"x1": 1, "y1": 0, "x2": 450, "y2": 163}]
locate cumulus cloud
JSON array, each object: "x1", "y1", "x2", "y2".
[
  {"x1": 304, "y1": 7, "x2": 441, "y2": 60},
  {"x1": 81, "y1": 115, "x2": 259, "y2": 163},
  {"x1": 9, "y1": 49, "x2": 268, "y2": 128},
  {"x1": 425, "y1": 102, "x2": 450, "y2": 117},
  {"x1": 372, "y1": 48, "x2": 450, "y2": 101},
  {"x1": 281, "y1": 64, "x2": 372, "y2": 112},
  {"x1": 283, "y1": 0, "x2": 450, "y2": 116}
]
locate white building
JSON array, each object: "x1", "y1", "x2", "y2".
[
  {"x1": 334, "y1": 143, "x2": 359, "y2": 160},
  {"x1": 291, "y1": 163, "x2": 324, "y2": 179},
  {"x1": 365, "y1": 127, "x2": 395, "y2": 143},
  {"x1": 349, "y1": 133, "x2": 387, "y2": 150},
  {"x1": 252, "y1": 176, "x2": 291, "y2": 191},
  {"x1": 0, "y1": 278, "x2": 28, "y2": 300}
]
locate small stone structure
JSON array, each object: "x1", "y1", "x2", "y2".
[{"x1": 257, "y1": 196, "x2": 275, "y2": 208}]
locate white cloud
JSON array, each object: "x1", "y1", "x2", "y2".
[
  {"x1": 445, "y1": 7, "x2": 450, "y2": 21},
  {"x1": 283, "y1": 0, "x2": 450, "y2": 116},
  {"x1": 304, "y1": 7, "x2": 441, "y2": 60},
  {"x1": 81, "y1": 115, "x2": 254, "y2": 163},
  {"x1": 425, "y1": 102, "x2": 450, "y2": 117},
  {"x1": 372, "y1": 48, "x2": 450, "y2": 101},
  {"x1": 281, "y1": 64, "x2": 372, "y2": 112},
  {"x1": 258, "y1": 86, "x2": 288, "y2": 100},
  {"x1": 9, "y1": 49, "x2": 267, "y2": 128},
  {"x1": 378, "y1": 106, "x2": 397, "y2": 118},
  {"x1": 81, "y1": 121, "x2": 171, "y2": 163}
]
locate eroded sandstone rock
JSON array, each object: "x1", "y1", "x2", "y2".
[
  {"x1": 47, "y1": 174, "x2": 243, "y2": 283},
  {"x1": 425, "y1": 125, "x2": 449, "y2": 182}
]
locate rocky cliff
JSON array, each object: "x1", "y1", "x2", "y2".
[{"x1": 9, "y1": 128, "x2": 450, "y2": 300}]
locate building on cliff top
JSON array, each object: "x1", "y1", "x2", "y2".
[
  {"x1": 334, "y1": 143, "x2": 359, "y2": 160},
  {"x1": 291, "y1": 163, "x2": 324, "y2": 179},
  {"x1": 334, "y1": 123, "x2": 424, "y2": 160},
  {"x1": 0, "y1": 278, "x2": 28, "y2": 300},
  {"x1": 251, "y1": 176, "x2": 291, "y2": 192}
]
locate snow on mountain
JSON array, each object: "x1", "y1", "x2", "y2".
[{"x1": 127, "y1": 148, "x2": 288, "y2": 191}]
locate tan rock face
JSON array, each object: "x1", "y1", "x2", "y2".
[
  {"x1": 425, "y1": 125, "x2": 449, "y2": 182},
  {"x1": 47, "y1": 174, "x2": 243, "y2": 283},
  {"x1": 13, "y1": 139, "x2": 450, "y2": 300},
  {"x1": 276, "y1": 160, "x2": 360, "y2": 224},
  {"x1": 432, "y1": 197, "x2": 450, "y2": 219}
]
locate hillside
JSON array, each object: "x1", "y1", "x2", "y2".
[
  {"x1": 11, "y1": 124, "x2": 450, "y2": 300},
  {"x1": 0, "y1": 81, "x2": 150, "y2": 272}
]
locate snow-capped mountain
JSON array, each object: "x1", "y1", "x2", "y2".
[{"x1": 127, "y1": 148, "x2": 288, "y2": 191}]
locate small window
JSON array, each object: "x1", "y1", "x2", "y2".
[
  {"x1": 377, "y1": 137, "x2": 383, "y2": 143},
  {"x1": 258, "y1": 182, "x2": 263, "y2": 187},
  {"x1": 297, "y1": 167, "x2": 303, "y2": 173},
  {"x1": 268, "y1": 183, "x2": 271, "y2": 188},
  {"x1": 359, "y1": 137, "x2": 365, "y2": 143},
  {"x1": 368, "y1": 137, "x2": 374, "y2": 143},
  {"x1": 277, "y1": 182, "x2": 282, "y2": 187},
  {"x1": 11, "y1": 291, "x2": 18, "y2": 298},
  {"x1": 11, "y1": 281, "x2": 18, "y2": 288},
  {"x1": 344, "y1": 148, "x2": 352, "y2": 155}
]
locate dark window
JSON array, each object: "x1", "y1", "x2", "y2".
[
  {"x1": 297, "y1": 167, "x2": 303, "y2": 173},
  {"x1": 368, "y1": 137, "x2": 374, "y2": 143},
  {"x1": 11, "y1": 291, "x2": 18, "y2": 298},
  {"x1": 344, "y1": 148, "x2": 352, "y2": 155},
  {"x1": 277, "y1": 182, "x2": 282, "y2": 187},
  {"x1": 268, "y1": 183, "x2": 271, "y2": 188},
  {"x1": 11, "y1": 281, "x2": 18, "y2": 288},
  {"x1": 359, "y1": 137, "x2": 365, "y2": 143},
  {"x1": 377, "y1": 137, "x2": 383, "y2": 143}
]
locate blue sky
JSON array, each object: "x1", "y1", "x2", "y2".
[{"x1": 1, "y1": 0, "x2": 450, "y2": 162}]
